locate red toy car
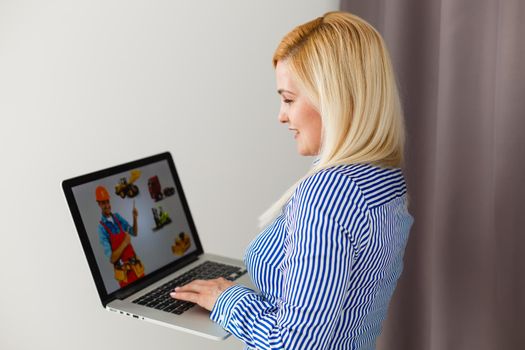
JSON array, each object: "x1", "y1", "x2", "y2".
[{"x1": 148, "y1": 176, "x2": 163, "y2": 202}]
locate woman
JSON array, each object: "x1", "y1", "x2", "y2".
[{"x1": 171, "y1": 11, "x2": 413, "y2": 349}]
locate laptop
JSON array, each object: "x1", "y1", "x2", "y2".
[{"x1": 62, "y1": 152, "x2": 258, "y2": 340}]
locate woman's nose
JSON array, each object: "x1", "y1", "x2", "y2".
[{"x1": 278, "y1": 111, "x2": 289, "y2": 124}]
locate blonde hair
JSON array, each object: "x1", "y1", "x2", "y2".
[{"x1": 258, "y1": 11, "x2": 406, "y2": 229}]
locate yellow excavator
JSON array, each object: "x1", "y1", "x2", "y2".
[{"x1": 115, "y1": 170, "x2": 141, "y2": 199}]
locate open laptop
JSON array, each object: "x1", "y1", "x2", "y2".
[{"x1": 62, "y1": 152, "x2": 258, "y2": 340}]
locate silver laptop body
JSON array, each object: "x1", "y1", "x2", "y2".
[
  {"x1": 62, "y1": 152, "x2": 257, "y2": 340},
  {"x1": 106, "y1": 253, "x2": 256, "y2": 340}
]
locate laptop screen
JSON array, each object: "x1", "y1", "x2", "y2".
[{"x1": 65, "y1": 154, "x2": 201, "y2": 296}]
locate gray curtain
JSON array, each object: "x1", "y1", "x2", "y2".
[{"x1": 340, "y1": 1, "x2": 525, "y2": 349}]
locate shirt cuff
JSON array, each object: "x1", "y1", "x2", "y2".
[{"x1": 210, "y1": 284, "x2": 256, "y2": 327}]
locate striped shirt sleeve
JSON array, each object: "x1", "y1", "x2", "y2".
[{"x1": 210, "y1": 171, "x2": 369, "y2": 349}]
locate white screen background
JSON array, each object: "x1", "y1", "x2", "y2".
[{"x1": 72, "y1": 160, "x2": 197, "y2": 294}]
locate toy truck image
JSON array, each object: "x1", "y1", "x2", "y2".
[
  {"x1": 148, "y1": 176, "x2": 163, "y2": 202},
  {"x1": 115, "y1": 170, "x2": 141, "y2": 199},
  {"x1": 163, "y1": 187, "x2": 175, "y2": 197},
  {"x1": 148, "y1": 176, "x2": 176, "y2": 201},
  {"x1": 152, "y1": 206, "x2": 172, "y2": 231},
  {"x1": 172, "y1": 232, "x2": 191, "y2": 256}
]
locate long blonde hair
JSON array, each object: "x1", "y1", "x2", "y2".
[{"x1": 258, "y1": 11, "x2": 405, "y2": 229}]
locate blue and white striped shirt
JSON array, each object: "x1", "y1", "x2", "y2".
[{"x1": 210, "y1": 163, "x2": 413, "y2": 349}]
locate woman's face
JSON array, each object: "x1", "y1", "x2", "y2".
[{"x1": 275, "y1": 60, "x2": 322, "y2": 156}]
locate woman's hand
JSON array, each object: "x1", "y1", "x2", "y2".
[{"x1": 170, "y1": 277, "x2": 236, "y2": 311}]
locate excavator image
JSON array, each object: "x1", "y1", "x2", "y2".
[
  {"x1": 152, "y1": 206, "x2": 172, "y2": 231},
  {"x1": 115, "y1": 170, "x2": 141, "y2": 199},
  {"x1": 172, "y1": 232, "x2": 191, "y2": 256}
]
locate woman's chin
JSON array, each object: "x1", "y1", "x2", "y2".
[{"x1": 297, "y1": 146, "x2": 314, "y2": 157}]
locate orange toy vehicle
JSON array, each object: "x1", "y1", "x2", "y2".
[
  {"x1": 115, "y1": 170, "x2": 141, "y2": 199},
  {"x1": 172, "y1": 232, "x2": 191, "y2": 256}
]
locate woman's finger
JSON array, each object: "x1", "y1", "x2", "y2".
[
  {"x1": 170, "y1": 291, "x2": 198, "y2": 303},
  {"x1": 175, "y1": 280, "x2": 207, "y2": 292}
]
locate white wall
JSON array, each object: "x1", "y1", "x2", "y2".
[{"x1": 0, "y1": 1, "x2": 339, "y2": 349}]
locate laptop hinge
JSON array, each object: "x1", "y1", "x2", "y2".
[{"x1": 110, "y1": 255, "x2": 200, "y2": 302}]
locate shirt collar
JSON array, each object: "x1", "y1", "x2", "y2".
[{"x1": 100, "y1": 214, "x2": 114, "y2": 223}]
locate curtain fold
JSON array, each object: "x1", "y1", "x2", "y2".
[{"x1": 340, "y1": 1, "x2": 525, "y2": 349}]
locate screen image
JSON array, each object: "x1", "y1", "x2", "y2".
[{"x1": 72, "y1": 159, "x2": 197, "y2": 294}]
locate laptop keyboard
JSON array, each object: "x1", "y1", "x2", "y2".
[{"x1": 132, "y1": 261, "x2": 247, "y2": 315}]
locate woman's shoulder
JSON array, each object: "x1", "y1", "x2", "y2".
[{"x1": 294, "y1": 163, "x2": 407, "y2": 210}]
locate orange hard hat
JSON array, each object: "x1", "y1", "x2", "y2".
[{"x1": 95, "y1": 186, "x2": 110, "y2": 201}]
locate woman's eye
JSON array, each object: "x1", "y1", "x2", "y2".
[{"x1": 283, "y1": 99, "x2": 294, "y2": 104}]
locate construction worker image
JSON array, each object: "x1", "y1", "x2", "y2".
[{"x1": 96, "y1": 186, "x2": 145, "y2": 287}]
